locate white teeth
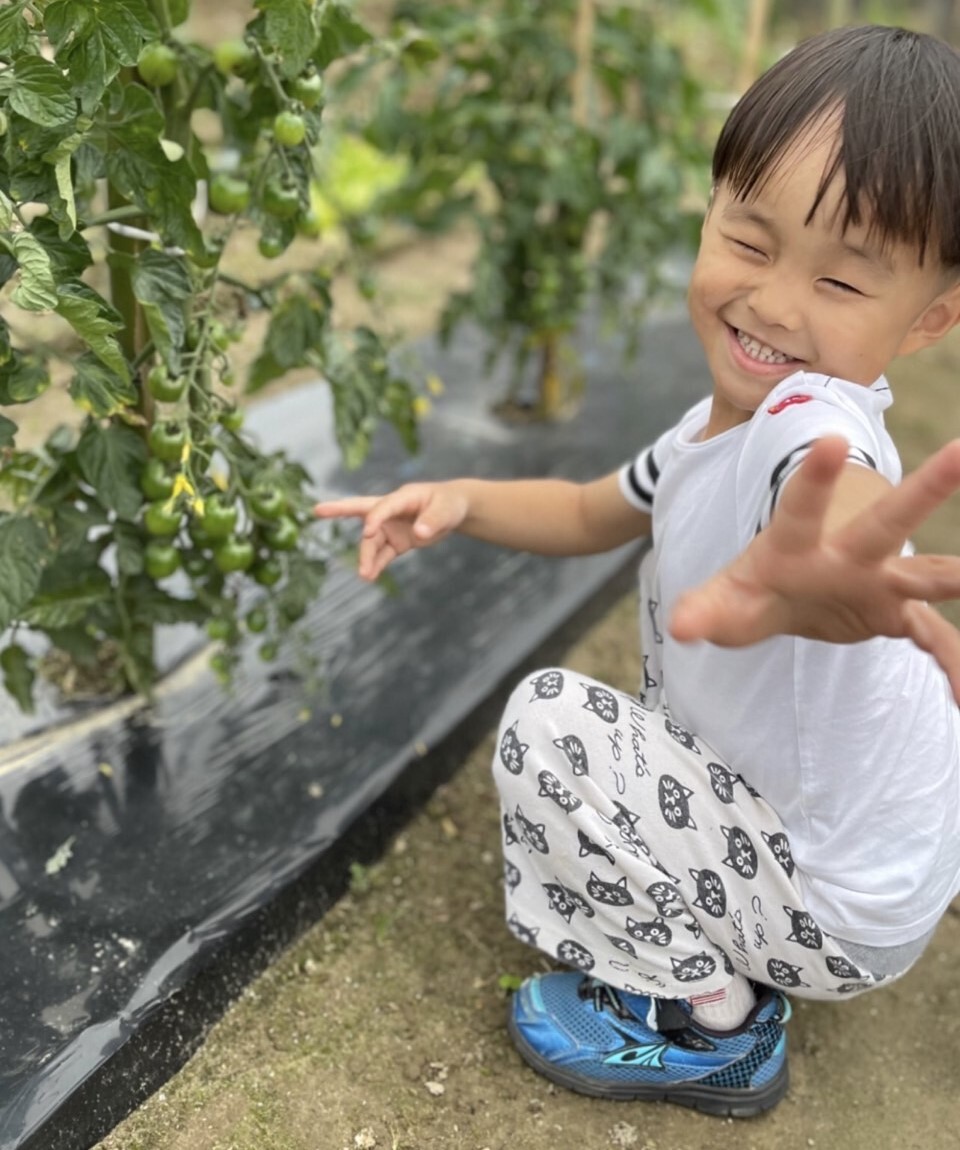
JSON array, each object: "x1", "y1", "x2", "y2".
[{"x1": 736, "y1": 329, "x2": 792, "y2": 365}]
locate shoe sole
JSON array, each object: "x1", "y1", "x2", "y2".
[{"x1": 507, "y1": 1011, "x2": 789, "y2": 1118}]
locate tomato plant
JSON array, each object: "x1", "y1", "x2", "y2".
[
  {"x1": 0, "y1": 0, "x2": 422, "y2": 712},
  {"x1": 347, "y1": 0, "x2": 709, "y2": 417}
]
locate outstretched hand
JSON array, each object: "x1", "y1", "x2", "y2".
[
  {"x1": 670, "y1": 436, "x2": 960, "y2": 702},
  {"x1": 314, "y1": 482, "x2": 469, "y2": 581}
]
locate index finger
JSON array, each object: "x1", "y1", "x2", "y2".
[{"x1": 313, "y1": 496, "x2": 381, "y2": 520}]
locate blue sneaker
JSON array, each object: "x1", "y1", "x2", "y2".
[{"x1": 508, "y1": 973, "x2": 791, "y2": 1117}]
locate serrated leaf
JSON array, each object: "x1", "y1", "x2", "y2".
[
  {"x1": 114, "y1": 520, "x2": 144, "y2": 577},
  {"x1": 1, "y1": 644, "x2": 35, "y2": 713},
  {"x1": 10, "y1": 233, "x2": 58, "y2": 311},
  {"x1": 25, "y1": 569, "x2": 112, "y2": 630},
  {"x1": 9, "y1": 55, "x2": 76, "y2": 128},
  {"x1": 54, "y1": 503, "x2": 109, "y2": 551},
  {"x1": 48, "y1": 134, "x2": 83, "y2": 232},
  {"x1": 0, "y1": 190, "x2": 13, "y2": 231},
  {"x1": 0, "y1": 517, "x2": 50, "y2": 631},
  {"x1": 131, "y1": 250, "x2": 191, "y2": 373},
  {"x1": 29, "y1": 216, "x2": 94, "y2": 277},
  {"x1": 248, "y1": 293, "x2": 326, "y2": 392},
  {"x1": 45, "y1": 0, "x2": 159, "y2": 108},
  {"x1": 69, "y1": 352, "x2": 138, "y2": 418},
  {"x1": 0, "y1": 414, "x2": 16, "y2": 447},
  {"x1": 0, "y1": 4, "x2": 30, "y2": 56},
  {"x1": 76, "y1": 421, "x2": 147, "y2": 521},
  {"x1": 256, "y1": 0, "x2": 317, "y2": 77},
  {"x1": 0, "y1": 353, "x2": 50, "y2": 403},
  {"x1": 314, "y1": 0, "x2": 372, "y2": 70},
  {"x1": 128, "y1": 582, "x2": 206, "y2": 626},
  {"x1": 56, "y1": 283, "x2": 130, "y2": 380}
]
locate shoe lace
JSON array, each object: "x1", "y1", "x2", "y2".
[{"x1": 578, "y1": 977, "x2": 633, "y2": 1020}]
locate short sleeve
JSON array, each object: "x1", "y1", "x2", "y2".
[{"x1": 618, "y1": 423, "x2": 678, "y2": 513}]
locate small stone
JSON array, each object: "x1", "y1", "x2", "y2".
[
  {"x1": 425, "y1": 1081, "x2": 445, "y2": 1096},
  {"x1": 354, "y1": 1130, "x2": 377, "y2": 1149}
]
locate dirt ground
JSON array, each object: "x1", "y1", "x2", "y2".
[{"x1": 90, "y1": 333, "x2": 960, "y2": 1150}]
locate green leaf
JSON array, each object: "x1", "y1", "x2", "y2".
[
  {"x1": 131, "y1": 250, "x2": 191, "y2": 373},
  {"x1": 0, "y1": 4, "x2": 30, "y2": 56},
  {"x1": 98, "y1": 84, "x2": 204, "y2": 255},
  {"x1": 1, "y1": 645, "x2": 35, "y2": 714},
  {"x1": 114, "y1": 520, "x2": 144, "y2": 577},
  {"x1": 56, "y1": 282, "x2": 130, "y2": 381},
  {"x1": 314, "y1": 0, "x2": 372, "y2": 69},
  {"x1": 29, "y1": 216, "x2": 94, "y2": 277},
  {"x1": 256, "y1": 0, "x2": 317, "y2": 77},
  {"x1": 76, "y1": 421, "x2": 147, "y2": 521},
  {"x1": 0, "y1": 190, "x2": 13, "y2": 231},
  {"x1": 128, "y1": 581, "x2": 206, "y2": 626},
  {"x1": 247, "y1": 293, "x2": 326, "y2": 392},
  {"x1": 9, "y1": 55, "x2": 77, "y2": 128},
  {"x1": 25, "y1": 569, "x2": 113, "y2": 630},
  {"x1": 45, "y1": 0, "x2": 159, "y2": 108},
  {"x1": 47, "y1": 132, "x2": 84, "y2": 233},
  {"x1": 0, "y1": 414, "x2": 16, "y2": 447},
  {"x1": 10, "y1": 233, "x2": 58, "y2": 311},
  {"x1": 68, "y1": 352, "x2": 138, "y2": 418},
  {"x1": 0, "y1": 517, "x2": 50, "y2": 631},
  {"x1": 54, "y1": 502, "x2": 109, "y2": 551},
  {"x1": 0, "y1": 353, "x2": 50, "y2": 404}
]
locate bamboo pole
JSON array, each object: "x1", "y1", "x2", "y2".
[
  {"x1": 572, "y1": 0, "x2": 595, "y2": 128},
  {"x1": 736, "y1": 0, "x2": 771, "y2": 92}
]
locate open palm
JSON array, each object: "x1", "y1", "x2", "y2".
[{"x1": 670, "y1": 436, "x2": 960, "y2": 702}]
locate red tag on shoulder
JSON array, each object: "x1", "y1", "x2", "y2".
[{"x1": 767, "y1": 394, "x2": 813, "y2": 415}]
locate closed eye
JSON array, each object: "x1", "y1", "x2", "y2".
[
  {"x1": 822, "y1": 277, "x2": 863, "y2": 295},
  {"x1": 730, "y1": 237, "x2": 765, "y2": 256}
]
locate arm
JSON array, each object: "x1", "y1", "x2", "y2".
[
  {"x1": 315, "y1": 471, "x2": 650, "y2": 581},
  {"x1": 670, "y1": 435, "x2": 960, "y2": 701}
]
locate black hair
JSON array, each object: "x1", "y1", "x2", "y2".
[{"x1": 712, "y1": 25, "x2": 960, "y2": 267}]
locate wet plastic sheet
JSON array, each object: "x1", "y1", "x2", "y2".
[{"x1": 0, "y1": 314, "x2": 710, "y2": 1149}]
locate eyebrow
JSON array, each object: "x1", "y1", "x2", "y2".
[{"x1": 721, "y1": 203, "x2": 895, "y2": 276}]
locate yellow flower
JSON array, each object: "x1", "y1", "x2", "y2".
[
  {"x1": 426, "y1": 373, "x2": 445, "y2": 396},
  {"x1": 413, "y1": 395, "x2": 432, "y2": 419},
  {"x1": 171, "y1": 473, "x2": 196, "y2": 501}
]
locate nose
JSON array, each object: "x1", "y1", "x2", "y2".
[{"x1": 746, "y1": 272, "x2": 803, "y2": 332}]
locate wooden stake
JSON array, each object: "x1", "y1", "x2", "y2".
[
  {"x1": 572, "y1": 0, "x2": 595, "y2": 127},
  {"x1": 736, "y1": 0, "x2": 771, "y2": 93}
]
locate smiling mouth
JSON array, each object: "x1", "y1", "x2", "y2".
[{"x1": 733, "y1": 327, "x2": 800, "y2": 366}]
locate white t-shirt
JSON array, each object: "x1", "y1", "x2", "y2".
[{"x1": 618, "y1": 371, "x2": 960, "y2": 947}]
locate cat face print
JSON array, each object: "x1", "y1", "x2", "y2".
[
  {"x1": 671, "y1": 952, "x2": 717, "y2": 982},
  {"x1": 767, "y1": 957, "x2": 809, "y2": 988},
  {"x1": 553, "y1": 733, "x2": 589, "y2": 776},
  {"x1": 538, "y1": 770, "x2": 583, "y2": 815},
  {"x1": 577, "y1": 829, "x2": 615, "y2": 865},
  {"x1": 556, "y1": 938, "x2": 595, "y2": 971},
  {"x1": 826, "y1": 955, "x2": 863, "y2": 981},
  {"x1": 504, "y1": 859, "x2": 521, "y2": 893},
  {"x1": 658, "y1": 774, "x2": 696, "y2": 830},
  {"x1": 606, "y1": 934, "x2": 638, "y2": 959},
  {"x1": 514, "y1": 805, "x2": 549, "y2": 854},
  {"x1": 690, "y1": 868, "x2": 727, "y2": 918},
  {"x1": 507, "y1": 914, "x2": 540, "y2": 946},
  {"x1": 543, "y1": 880, "x2": 594, "y2": 922},
  {"x1": 586, "y1": 871, "x2": 634, "y2": 907},
  {"x1": 581, "y1": 683, "x2": 619, "y2": 724},
  {"x1": 530, "y1": 670, "x2": 564, "y2": 701},
  {"x1": 502, "y1": 812, "x2": 519, "y2": 847},
  {"x1": 762, "y1": 831, "x2": 795, "y2": 878},
  {"x1": 647, "y1": 880, "x2": 684, "y2": 919},
  {"x1": 499, "y1": 722, "x2": 528, "y2": 775},
  {"x1": 664, "y1": 719, "x2": 700, "y2": 754},
  {"x1": 783, "y1": 906, "x2": 823, "y2": 950},
  {"x1": 721, "y1": 825, "x2": 758, "y2": 879},
  {"x1": 626, "y1": 915, "x2": 673, "y2": 947},
  {"x1": 707, "y1": 762, "x2": 737, "y2": 804}
]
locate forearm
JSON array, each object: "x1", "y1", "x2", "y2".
[{"x1": 447, "y1": 473, "x2": 651, "y2": 556}]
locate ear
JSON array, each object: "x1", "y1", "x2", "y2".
[{"x1": 898, "y1": 279, "x2": 960, "y2": 356}]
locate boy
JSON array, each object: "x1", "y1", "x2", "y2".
[{"x1": 315, "y1": 25, "x2": 960, "y2": 1118}]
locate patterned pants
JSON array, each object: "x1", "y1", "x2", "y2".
[{"x1": 493, "y1": 665, "x2": 891, "y2": 1002}]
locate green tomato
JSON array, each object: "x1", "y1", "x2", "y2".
[
  {"x1": 183, "y1": 552, "x2": 209, "y2": 578},
  {"x1": 250, "y1": 484, "x2": 286, "y2": 520},
  {"x1": 206, "y1": 617, "x2": 233, "y2": 641},
  {"x1": 273, "y1": 110, "x2": 306, "y2": 148},
  {"x1": 209, "y1": 173, "x2": 251, "y2": 215},
  {"x1": 252, "y1": 557, "x2": 284, "y2": 587},
  {"x1": 144, "y1": 541, "x2": 181, "y2": 580},
  {"x1": 198, "y1": 494, "x2": 239, "y2": 540},
  {"x1": 292, "y1": 72, "x2": 325, "y2": 109},
  {"x1": 245, "y1": 607, "x2": 269, "y2": 634},
  {"x1": 264, "y1": 516, "x2": 300, "y2": 552},
  {"x1": 189, "y1": 517, "x2": 214, "y2": 550},
  {"x1": 258, "y1": 233, "x2": 287, "y2": 260},
  {"x1": 209, "y1": 651, "x2": 232, "y2": 680},
  {"x1": 261, "y1": 180, "x2": 301, "y2": 220},
  {"x1": 138, "y1": 42, "x2": 178, "y2": 87},
  {"x1": 213, "y1": 536, "x2": 255, "y2": 573},
  {"x1": 296, "y1": 208, "x2": 323, "y2": 239},
  {"x1": 148, "y1": 420, "x2": 187, "y2": 463},
  {"x1": 219, "y1": 407, "x2": 245, "y2": 432},
  {"x1": 146, "y1": 365, "x2": 187, "y2": 404},
  {"x1": 144, "y1": 500, "x2": 182, "y2": 537},
  {"x1": 212, "y1": 38, "x2": 257, "y2": 78},
  {"x1": 258, "y1": 640, "x2": 279, "y2": 662},
  {"x1": 140, "y1": 458, "x2": 176, "y2": 501}
]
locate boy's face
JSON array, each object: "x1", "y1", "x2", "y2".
[{"x1": 688, "y1": 122, "x2": 960, "y2": 438}]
